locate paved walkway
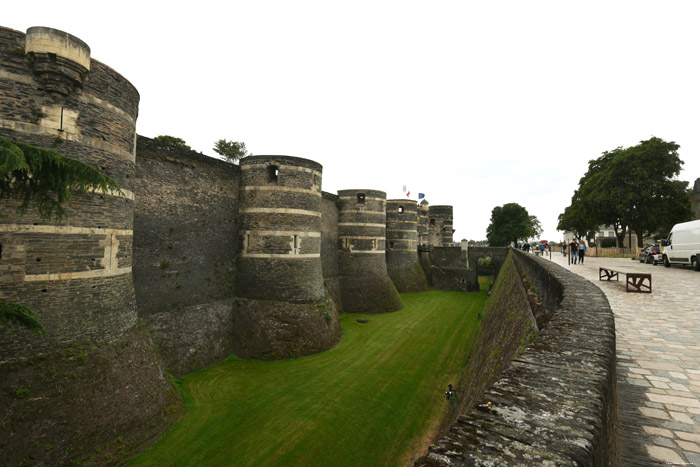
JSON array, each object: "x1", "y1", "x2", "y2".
[{"x1": 546, "y1": 252, "x2": 700, "y2": 466}]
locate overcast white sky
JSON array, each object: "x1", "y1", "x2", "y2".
[{"x1": 5, "y1": 1, "x2": 699, "y2": 242}]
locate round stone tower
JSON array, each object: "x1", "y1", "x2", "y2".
[
  {"x1": 234, "y1": 156, "x2": 340, "y2": 359},
  {"x1": 386, "y1": 200, "x2": 429, "y2": 292},
  {"x1": 429, "y1": 205, "x2": 455, "y2": 247},
  {"x1": 0, "y1": 27, "x2": 139, "y2": 356},
  {"x1": 417, "y1": 199, "x2": 430, "y2": 246},
  {"x1": 337, "y1": 189, "x2": 402, "y2": 313}
]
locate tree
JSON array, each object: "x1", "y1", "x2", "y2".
[
  {"x1": 556, "y1": 190, "x2": 599, "y2": 242},
  {"x1": 154, "y1": 135, "x2": 191, "y2": 151},
  {"x1": 1, "y1": 136, "x2": 122, "y2": 220},
  {"x1": 562, "y1": 137, "x2": 690, "y2": 247},
  {"x1": 213, "y1": 139, "x2": 251, "y2": 163},
  {"x1": 486, "y1": 203, "x2": 540, "y2": 246}
]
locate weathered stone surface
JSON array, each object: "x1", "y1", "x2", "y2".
[
  {"x1": 429, "y1": 247, "x2": 477, "y2": 292},
  {"x1": 133, "y1": 135, "x2": 239, "y2": 317},
  {"x1": 0, "y1": 323, "x2": 181, "y2": 467},
  {"x1": 416, "y1": 249, "x2": 617, "y2": 466},
  {"x1": 336, "y1": 189, "x2": 403, "y2": 313},
  {"x1": 231, "y1": 296, "x2": 341, "y2": 360},
  {"x1": 143, "y1": 300, "x2": 235, "y2": 378}
]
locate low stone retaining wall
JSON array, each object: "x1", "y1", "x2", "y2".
[{"x1": 418, "y1": 249, "x2": 617, "y2": 465}]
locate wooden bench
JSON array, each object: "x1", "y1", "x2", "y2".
[{"x1": 599, "y1": 267, "x2": 651, "y2": 293}]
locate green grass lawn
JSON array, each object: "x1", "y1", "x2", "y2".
[{"x1": 129, "y1": 288, "x2": 487, "y2": 467}]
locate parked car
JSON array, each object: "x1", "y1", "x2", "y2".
[
  {"x1": 661, "y1": 220, "x2": 700, "y2": 270},
  {"x1": 639, "y1": 244, "x2": 662, "y2": 265}
]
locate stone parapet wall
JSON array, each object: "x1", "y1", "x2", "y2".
[{"x1": 418, "y1": 250, "x2": 617, "y2": 465}]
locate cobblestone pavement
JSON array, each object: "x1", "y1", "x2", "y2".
[{"x1": 546, "y1": 252, "x2": 700, "y2": 466}]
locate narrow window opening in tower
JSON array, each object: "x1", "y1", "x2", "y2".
[
  {"x1": 268, "y1": 165, "x2": 279, "y2": 183},
  {"x1": 357, "y1": 193, "x2": 366, "y2": 204},
  {"x1": 389, "y1": 241, "x2": 394, "y2": 248},
  {"x1": 293, "y1": 235, "x2": 299, "y2": 254},
  {"x1": 0, "y1": 244, "x2": 3, "y2": 259},
  {"x1": 344, "y1": 238, "x2": 350, "y2": 249},
  {"x1": 430, "y1": 218, "x2": 436, "y2": 226},
  {"x1": 398, "y1": 206, "x2": 404, "y2": 214}
]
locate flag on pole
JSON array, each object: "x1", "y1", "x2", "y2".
[
  {"x1": 418, "y1": 193, "x2": 425, "y2": 199},
  {"x1": 406, "y1": 191, "x2": 410, "y2": 197}
]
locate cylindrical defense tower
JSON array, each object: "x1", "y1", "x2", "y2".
[
  {"x1": 234, "y1": 156, "x2": 340, "y2": 359},
  {"x1": 417, "y1": 199, "x2": 429, "y2": 246},
  {"x1": 237, "y1": 156, "x2": 325, "y2": 302},
  {"x1": 386, "y1": 200, "x2": 429, "y2": 292},
  {"x1": 429, "y1": 205, "x2": 455, "y2": 247},
  {"x1": 337, "y1": 189, "x2": 402, "y2": 313},
  {"x1": 0, "y1": 27, "x2": 139, "y2": 356}
]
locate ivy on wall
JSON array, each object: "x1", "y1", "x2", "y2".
[{"x1": 0, "y1": 136, "x2": 122, "y2": 220}]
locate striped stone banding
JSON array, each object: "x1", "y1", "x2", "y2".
[
  {"x1": 338, "y1": 196, "x2": 386, "y2": 202},
  {"x1": 346, "y1": 250, "x2": 386, "y2": 255},
  {"x1": 241, "y1": 253, "x2": 321, "y2": 259},
  {"x1": 387, "y1": 248, "x2": 417, "y2": 252},
  {"x1": 0, "y1": 225, "x2": 132, "y2": 236},
  {"x1": 338, "y1": 222, "x2": 386, "y2": 228},
  {"x1": 23, "y1": 267, "x2": 132, "y2": 282},
  {"x1": 1, "y1": 70, "x2": 135, "y2": 125},
  {"x1": 240, "y1": 163, "x2": 321, "y2": 177},
  {"x1": 240, "y1": 208, "x2": 321, "y2": 217},
  {"x1": 243, "y1": 186, "x2": 321, "y2": 196},
  {"x1": 244, "y1": 230, "x2": 321, "y2": 237},
  {"x1": 338, "y1": 235, "x2": 386, "y2": 240},
  {"x1": 0, "y1": 118, "x2": 136, "y2": 163}
]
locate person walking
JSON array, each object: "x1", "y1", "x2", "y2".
[
  {"x1": 579, "y1": 239, "x2": 587, "y2": 264},
  {"x1": 569, "y1": 239, "x2": 578, "y2": 264},
  {"x1": 562, "y1": 241, "x2": 566, "y2": 257}
]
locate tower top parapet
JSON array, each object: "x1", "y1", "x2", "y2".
[{"x1": 25, "y1": 26, "x2": 91, "y2": 98}]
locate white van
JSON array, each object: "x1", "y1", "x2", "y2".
[{"x1": 661, "y1": 219, "x2": 700, "y2": 271}]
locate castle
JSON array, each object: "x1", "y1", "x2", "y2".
[
  {"x1": 0, "y1": 26, "x2": 476, "y2": 372},
  {"x1": 0, "y1": 26, "x2": 619, "y2": 466}
]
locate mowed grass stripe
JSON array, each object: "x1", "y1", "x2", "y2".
[{"x1": 129, "y1": 288, "x2": 485, "y2": 467}]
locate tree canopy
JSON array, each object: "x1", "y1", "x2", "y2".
[
  {"x1": 486, "y1": 203, "x2": 541, "y2": 246},
  {"x1": 558, "y1": 137, "x2": 691, "y2": 247},
  {"x1": 154, "y1": 135, "x2": 191, "y2": 151},
  {"x1": 213, "y1": 139, "x2": 251, "y2": 163}
]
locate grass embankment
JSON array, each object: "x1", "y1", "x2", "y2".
[{"x1": 130, "y1": 287, "x2": 488, "y2": 467}]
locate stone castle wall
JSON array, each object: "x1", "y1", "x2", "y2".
[
  {"x1": 133, "y1": 135, "x2": 240, "y2": 316},
  {"x1": 418, "y1": 250, "x2": 617, "y2": 465},
  {"x1": 0, "y1": 26, "x2": 178, "y2": 466},
  {"x1": 386, "y1": 199, "x2": 429, "y2": 292},
  {"x1": 336, "y1": 189, "x2": 403, "y2": 313},
  {"x1": 0, "y1": 26, "x2": 139, "y2": 356}
]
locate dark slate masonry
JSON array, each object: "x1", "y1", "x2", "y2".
[
  {"x1": 133, "y1": 135, "x2": 240, "y2": 316},
  {"x1": 386, "y1": 199, "x2": 429, "y2": 292},
  {"x1": 0, "y1": 26, "x2": 178, "y2": 466},
  {"x1": 0, "y1": 26, "x2": 139, "y2": 356},
  {"x1": 336, "y1": 189, "x2": 403, "y2": 313},
  {"x1": 416, "y1": 249, "x2": 617, "y2": 466}
]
